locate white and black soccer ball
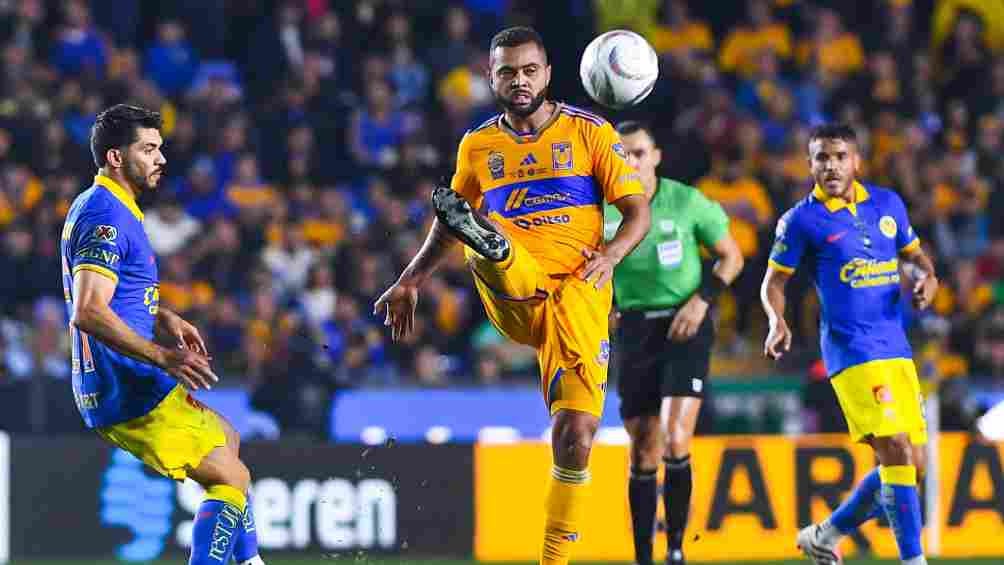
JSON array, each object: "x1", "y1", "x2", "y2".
[{"x1": 579, "y1": 30, "x2": 659, "y2": 110}]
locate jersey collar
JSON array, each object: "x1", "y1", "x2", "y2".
[
  {"x1": 812, "y1": 180, "x2": 869, "y2": 216},
  {"x1": 94, "y1": 174, "x2": 144, "y2": 222},
  {"x1": 498, "y1": 102, "x2": 562, "y2": 144}
]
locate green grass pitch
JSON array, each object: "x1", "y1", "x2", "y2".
[{"x1": 7, "y1": 558, "x2": 1003, "y2": 564}]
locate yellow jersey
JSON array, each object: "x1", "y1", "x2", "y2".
[{"x1": 451, "y1": 103, "x2": 643, "y2": 275}]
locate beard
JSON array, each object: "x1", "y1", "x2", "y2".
[
  {"x1": 124, "y1": 157, "x2": 160, "y2": 192},
  {"x1": 495, "y1": 87, "x2": 547, "y2": 118}
]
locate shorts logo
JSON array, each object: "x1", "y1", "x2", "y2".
[
  {"x1": 597, "y1": 340, "x2": 610, "y2": 365},
  {"x1": 185, "y1": 394, "x2": 207, "y2": 412},
  {"x1": 552, "y1": 142, "x2": 573, "y2": 170},
  {"x1": 879, "y1": 215, "x2": 897, "y2": 238},
  {"x1": 488, "y1": 151, "x2": 505, "y2": 180},
  {"x1": 94, "y1": 225, "x2": 118, "y2": 242},
  {"x1": 692, "y1": 378, "x2": 703, "y2": 393},
  {"x1": 873, "y1": 385, "x2": 893, "y2": 404}
]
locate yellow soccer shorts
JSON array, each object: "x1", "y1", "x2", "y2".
[
  {"x1": 96, "y1": 385, "x2": 227, "y2": 481},
  {"x1": 465, "y1": 237, "x2": 611, "y2": 418},
  {"x1": 830, "y1": 358, "x2": 928, "y2": 445}
]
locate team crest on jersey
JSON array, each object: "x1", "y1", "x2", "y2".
[
  {"x1": 488, "y1": 151, "x2": 505, "y2": 180},
  {"x1": 94, "y1": 225, "x2": 118, "y2": 242},
  {"x1": 597, "y1": 339, "x2": 610, "y2": 365},
  {"x1": 879, "y1": 215, "x2": 897, "y2": 238},
  {"x1": 552, "y1": 142, "x2": 573, "y2": 170}
]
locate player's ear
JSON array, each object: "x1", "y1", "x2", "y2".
[
  {"x1": 106, "y1": 148, "x2": 123, "y2": 169},
  {"x1": 653, "y1": 147, "x2": 663, "y2": 168}
]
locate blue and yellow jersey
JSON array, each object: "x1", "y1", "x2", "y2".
[
  {"x1": 769, "y1": 182, "x2": 920, "y2": 376},
  {"x1": 451, "y1": 103, "x2": 644, "y2": 275},
  {"x1": 61, "y1": 175, "x2": 175, "y2": 428}
]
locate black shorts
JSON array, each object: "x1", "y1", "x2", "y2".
[{"x1": 614, "y1": 307, "x2": 714, "y2": 420}]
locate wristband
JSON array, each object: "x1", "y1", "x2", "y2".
[{"x1": 697, "y1": 272, "x2": 727, "y2": 303}]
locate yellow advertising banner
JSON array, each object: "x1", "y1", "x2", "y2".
[{"x1": 474, "y1": 433, "x2": 1004, "y2": 561}]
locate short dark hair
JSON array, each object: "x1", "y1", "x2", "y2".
[
  {"x1": 808, "y1": 123, "x2": 858, "y2": 146},
  {"x1": 489, "y1": 26, "x2": 547, "y2": 62},
  {"x1": 90, "y1": 104, "x2": 162, "y2": 168},
  {"x1": 615, "y1": 120, "x2": 655, "y2": 140}
]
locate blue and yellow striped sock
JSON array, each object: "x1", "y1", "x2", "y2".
[
  {"x1": 878, "y1": 465, "x2": 924, "y2": 562},
  {"x1": 189, "y1": 485, "x2": 246, "y2": 565},
  {"x1": 541, "y1": 466, "x2": 590, "y2": 565}
]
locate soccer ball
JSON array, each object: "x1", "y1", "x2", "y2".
[{"x1": 579, "y1": 30, "x2": 659, "y2": 110}]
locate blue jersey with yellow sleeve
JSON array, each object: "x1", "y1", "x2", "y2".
[
  {"x1": 61, "y1": 175, "x2": 175, "y2": 428},
  {"x1": 768, "y1": 182, "x2": 920, "y2": 376},
  {"x1": 451, "y1": 103, "x2": 644, "y2": 275}
]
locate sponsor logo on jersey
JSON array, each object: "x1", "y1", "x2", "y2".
[
  {"x1": 552, "y1": 142, "x2": 573, "y2": 170},
  {"x1": 94, "y1": 225, "x2": 118, "y2": 242},
  {"x1": 488, "y1": 151, "x2": 505, "y2": 180},
  {"x1": 513, "y1": 214, "x2": 571, "y2": 229},
  {"x1": 839, "y1": 257, "x2": 900, "y2": 288}
]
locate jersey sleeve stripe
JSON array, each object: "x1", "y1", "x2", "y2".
[
  {"x1": 471, "y1": 114, "x2": 501, "y2": 132},
  {"x1": 768, "y1": 259, "x2": 796, "y2": 274},
  {"x1": 561, "y1": 104, "x2": 607, "y2": 124},
  {"x1": 899, "y1": 238, "x2": 921, "y2": 253},
  {"x1": 559, "y1": 107, "x2": 605, "y2": 126},
  {"x1": 72, "y1": 263, "x2": 119, "y2": 284}
]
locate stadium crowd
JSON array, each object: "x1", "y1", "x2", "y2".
[{"x1": 1, "y1": 0, "x2": 1003, "y2": 434}]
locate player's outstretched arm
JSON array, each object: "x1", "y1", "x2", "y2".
[
  {"x1": 582, "y1": 193, "x2": 650, "y2": 289},
  {"x1": 760, "y1": 265, "x2": 793, "y2": 360},
  {"x1": 72, "y1": 270, "x2": 218, "y2": 389},
  {"x1": 374, "y1": 218, "x2": 459, "y2": 341}
]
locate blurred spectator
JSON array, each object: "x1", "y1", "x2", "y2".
[
  {"x1": 718, "y1": 0, "x2": 792, "y2": 77},
  {"x1": 50, "y1": 0, "x2": 107, "y2": 81},
  {"x1": 795, "y1": 8, "x2": 864, "y2": 78},
  {"x1": 144, "y1": 20, "x2": 199, "y2": 98},
  {"x1": 426, "y1": 5, "x2": 477, "y2": 80},
  {"x1": 593, "y1": 0, "x2": 658, "y2": 38},
  {"x1": 349, "y1": 78, "x2": 414, "y2": 169},
  {"x1": 650, "y1": 0, "x2": 714, "y2": 59},
  {"x1": 144, "y1": 198, "x2": 201, "y2": 257}
]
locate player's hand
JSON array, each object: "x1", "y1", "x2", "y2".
[
  {"x1": 162, "y1": 348, "x2": 218, "y2": 391},
  {"x1": 764, "y1": 318, "x2": 792, "y2": 360},
  {"x1": 913, "y1": 274, "x2": 938, "y2": 311},
  {"x1": 668, "y1": 294, "x2": 709, "y2": 342},
  {"x1": 160, "y1": 310, "x2": 209, "y2": 356},
  {"x1": 580, "y1": 247, "x2": 619, "y2": 289},
  {"x1": 373, "y1": 281, "x2": 419, "y2": 342}
]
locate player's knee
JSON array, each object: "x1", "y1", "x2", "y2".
[
  {"x1": 665, "y1": 422, "x2": 692, "y2": 459},
  {"x1": 874, "y1": 433, "x2": 913, "y2": 466},
  {"x1": 225, "y1": 458, "x2": 252, "y2": 493},
  {"x1": 627, "y1": 416, "x2": 663, "y2": 467},
  {"x1": 552, "y1": 413, "x2": 598, "y2": 468}
]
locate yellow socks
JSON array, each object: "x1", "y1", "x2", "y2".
[{"x1": 541, "y1": 466, "x2": 591, "y2": 565}]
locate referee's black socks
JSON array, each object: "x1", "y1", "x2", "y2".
[
  {"x1": 628, "y1": 466, "x2": 658, "y2": 565},
  {"x1": 663, "y1": 454, "x2": 692, "y2": 551}
]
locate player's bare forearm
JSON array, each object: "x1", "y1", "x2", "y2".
[
  {"x1": 760, "y1": 267, "x2": 790, "y2": 325},
  {"x1": 397, "y1": 219, "x2": 459, "y2": 287},
  {"x1": 74, "y1": 299, "x2": 167, "y2": 367},
  {"x1": 154, "y1": 306, "x2": 179, "y2": 342},
  {"x1": 901, "y1": 245, "x2": 937, "y2": 282},
  {"x1": 710, "y1": 233, "x2": 744, "y2": 286},
  {"x1": 605, "y1": 193, "x2": 651, "y2": 262}
]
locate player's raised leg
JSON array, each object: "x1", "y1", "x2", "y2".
[
  {"x1": 209, "y1": 410, "x2": 265, "y2": 565},
  {"x1": 187, "y1": 415, "x2": 255, "y2": 565},
  {"x1": 543, "y1": 408, "x2": 598, "y2": 565}
]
